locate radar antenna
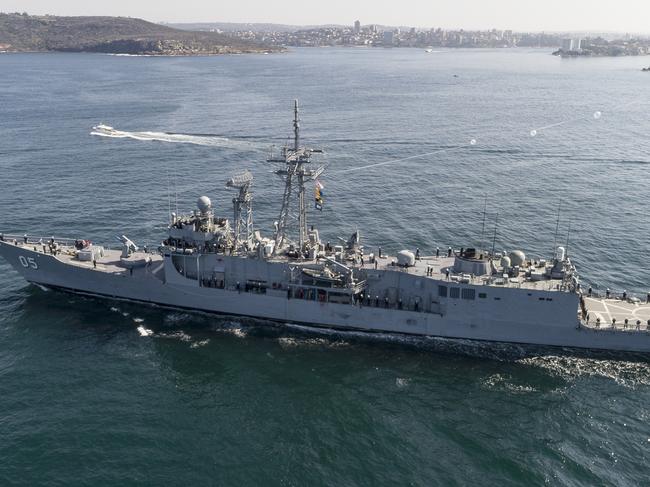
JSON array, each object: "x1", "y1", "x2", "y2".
[
  {"x1": 226, "y1": 170, "x2": 254, "y2": 251},
  {"x1": 269, "y1": 100, "x2": 324, "y2": 256}
]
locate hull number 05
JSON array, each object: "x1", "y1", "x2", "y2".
[{"x1": 19, "y1": 255, "x2": 38, "y2": 269}]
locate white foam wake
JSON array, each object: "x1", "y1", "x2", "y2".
[
  {"x1": 90, "y1": 124, "x2": 265, "y2": 150},
  {"x1": 517, "y1": 355, "x2": 650, "y2": 388},
  {"x1": 137, "y1": 325, "x2": 154, "y2": 337}
]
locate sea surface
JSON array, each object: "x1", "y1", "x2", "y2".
[{"x1": 1, "y1": 47, "x2": 649, "y2": 485}]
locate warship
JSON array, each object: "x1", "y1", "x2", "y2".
[{"x1": 2, "y1": 101, "x2": 650, "y2": 353}]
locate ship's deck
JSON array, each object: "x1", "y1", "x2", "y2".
[
  {"x1": 582, "y1": 297, "x2": 650, "y2": 331},
  {"x1": 5, "y1": 235, "x2": 568, "y2": 292},
  {"x1": 4, "y1": 238, "x2": 162, "y2": 276},
  {"x1": 360, "y1": 254, "x2": 567, "y2": 291},
  {"x1": 56, "y1": 249, "x2": 163, "y2": 275}
]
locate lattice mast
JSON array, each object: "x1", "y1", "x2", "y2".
[
  {"x1": 269, "y1": 100, "x2": 323, "y2": 256},
  {"x1": 226, "y1": 170, "x2": 254, "y2": 251}
]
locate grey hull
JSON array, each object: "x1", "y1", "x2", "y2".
[{"x1": 3, "y1": 240, "x2": 650, "y2": 353}]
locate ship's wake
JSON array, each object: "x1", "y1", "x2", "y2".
[
  {"x1": 90, "y1": 124, "x2": 266, "y2": 150},
  {"x1": 517, "y1": 355, "x2": 650, "y2": 388},
  {"x1": 282, "y1": 323, "x2": 533, "y2": 358},
  {"x1": 281, "y1": 323, "x2": 650, "y2": 387}
]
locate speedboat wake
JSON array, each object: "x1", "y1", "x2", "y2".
[{"x1": 90, "y1": 123, "x2": 266, "y2": 150}]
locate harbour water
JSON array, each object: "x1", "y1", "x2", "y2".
[{"x1": 1, "y1": 47, "x2": 649, "y2": 485}]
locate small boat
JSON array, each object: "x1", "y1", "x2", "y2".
[
  {"x1": 424, "y1": 48, "x2": 433, "y2": 53},
  {"x1": 92, "y1": 123, "x2": 115, "y2": 133}
]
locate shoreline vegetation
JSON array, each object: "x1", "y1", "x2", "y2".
[{"x1": 0, "y1": 13, "x2": 281, "y2": 55}]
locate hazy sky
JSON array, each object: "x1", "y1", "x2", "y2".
[{"x1": 2, "y1": 0, "x2": 649, "y2": 33}]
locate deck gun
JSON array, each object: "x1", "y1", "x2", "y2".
[{"x1": 117, "y1": 235, "x2": 138, "y2": 258}]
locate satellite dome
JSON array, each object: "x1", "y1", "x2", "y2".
[
  {"x1": 509, "y1": 250, "x2": 526, "y2": 267},
  {"x1": 397, "y1": 250, "x2": 416, "y2": 267},
  {"x1": 197, "y1": 196, "x2": 212, "y2": 214}
]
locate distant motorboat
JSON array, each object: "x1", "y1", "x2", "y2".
[
  {"x1": 424, "y1": 48, "x2": 434, "y2": 53},
  {"x1": 92, "y1": 123, "x2": 116, "y2": 134}
]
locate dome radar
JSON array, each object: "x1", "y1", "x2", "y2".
[
  {"x1": 509, "y1": 250, "x2": 526, "y2": 267},
  {"x1": 197, "y1": 196, "x2": 212, "y2": 214}
]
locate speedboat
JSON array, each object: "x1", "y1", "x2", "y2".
[{"x1": 92, "y1": 123, "x2": 115, "y2": 133}]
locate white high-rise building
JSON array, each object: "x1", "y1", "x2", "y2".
[{"x1": 561, "y1": 38, "x2": 582, "y2": 51}]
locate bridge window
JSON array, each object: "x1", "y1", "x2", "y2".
[
  {"x1": 462, "y1": 289, "x2": 476, "y2": 300},
  {"x1": 478, "y1": 293, "x2": 487, "y2": 299},
  {"x1": 449, "y1": 287, "x2": 460, "y2": 299},
  {"x1": 438, "y1": 285, "x2": 447, "y2": 297}
]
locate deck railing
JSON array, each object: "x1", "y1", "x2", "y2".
[
  {"x1": 583, "y1": 289, "x2": 648, "y2": 303},
  {"x1": 580, "y1": 319, "x2": 650, "y2": 333}
]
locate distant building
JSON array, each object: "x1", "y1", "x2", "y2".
[
  {"x1": 561, "y1": 38, "x2": 582, "y2": 51},
  {"x1": 383, "y1": 31, "x2": 394, "y2": 45},
  {"x1": 354, "y1": 20, "x2": 361, "y2": 34}
]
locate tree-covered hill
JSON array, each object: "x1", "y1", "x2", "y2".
[{"x1": 0, "y1": 13, "x2": 279, "y2": 54}]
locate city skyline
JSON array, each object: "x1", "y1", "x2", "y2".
[{"x1": 1, "y1": 0, "x2": 650, "y2": 34}]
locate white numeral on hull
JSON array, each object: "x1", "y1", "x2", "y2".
[{"x1": 18, "y1": 256, "x2": 38, "y2": 269}]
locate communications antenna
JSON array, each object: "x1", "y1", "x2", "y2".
[
  {"x1": 552, "y1": 201, "x2": 562, "y2": 254},
  {"x1": 491, "y1": 213, "x2": 499, "y2": 256},
  {"x1": 480, "y1": 194, "x2": 488, "y2": 251},
  {"x1": 226, "y1": 170, "x2": 254, "y2": 250},
  {"x1": 268, "y1": 100, "x2": 324, "y2": 256}
]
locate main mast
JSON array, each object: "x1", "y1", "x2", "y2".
[{"x1": 270, "y1": 100, "x2": 324, "y2": 257}]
